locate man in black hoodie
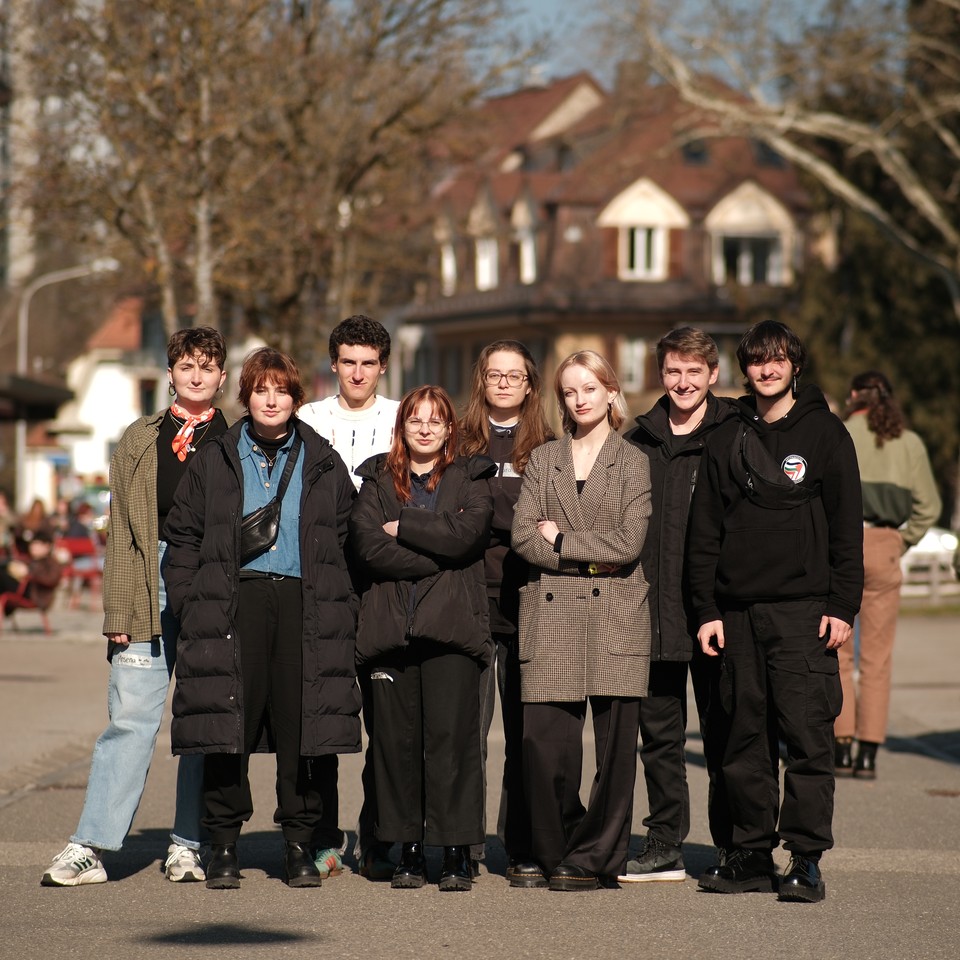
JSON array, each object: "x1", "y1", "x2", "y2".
[
  {"x1": 621, "y1": 328, "x2": 737, "y2": 883},
  {"x1": 688, "y1": 321, "x2": 863, "y2": 903}
]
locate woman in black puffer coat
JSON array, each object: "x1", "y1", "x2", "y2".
[
  {"x1": 164, "y1": 348, "x2": 360, "y2": 890},
  {"x1": 349, "y1": 384, "x2": 494, "y2": 892}
]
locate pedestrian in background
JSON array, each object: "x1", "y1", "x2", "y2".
[
  {"x1": 511, "y1": 350, "x2": 651, "y2": 892},
  {"x1": 835, "y1": 371, "x2": 940, "y2": 779},
  {"x1": 458, "y1": 340, "x2": 552, "y2": 881}
]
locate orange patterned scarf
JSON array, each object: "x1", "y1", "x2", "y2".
[{"x1": 170, "y1": 403, "x2": 216, "y2": 462}]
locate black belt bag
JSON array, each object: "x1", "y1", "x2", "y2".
[{"x1": 239, "y1": 433, "x2": 302, "y2": 566}]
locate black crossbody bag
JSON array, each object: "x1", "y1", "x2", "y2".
[{"x1": 239, "y1": 433, "x2": 302, "y2": 566}]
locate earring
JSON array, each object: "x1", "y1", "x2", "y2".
[
  {"x1": 791, "y1": 374, "x2": 799, "y2": 397},
  {"x1": 168, "y1": 382, "x2": 176, "y2": 397}
]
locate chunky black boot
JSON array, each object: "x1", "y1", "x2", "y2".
[
  {"x1": 778, "y1": 854, "x2": 826, "y2": 902},
  {"x1": 391, "y1": 842, "x2": 427, "y2": 889},
  {"x1": 853, "y1": 740, "x2": 879, "y2": 779},
  {"x1": 205, "y1": 843, "x2": 241, "y2": 890},
  {"x1": 698, "y1": 848, "x2": 777, "y2": 894},
  {"x1": 284, "y1": 841, "x2": 322, "y2": 887},
  {"x1": 438, "y1": 845, "x2": 473, "y2": 891}
]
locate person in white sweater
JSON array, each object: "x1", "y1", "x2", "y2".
[
  {"x1": 300, "y1": 316, "x2": 399, "y2": 490},
  {"x1": 298, "y1": 315, "x2": 399, "y2": 880}
]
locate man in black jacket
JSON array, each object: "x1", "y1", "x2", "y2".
[
  {"x1": 622, "y1": 328, "x2": 736, "y2": 883},
  {"x1": 688, "y1": 321, "x2": 863, "y2": 903}
]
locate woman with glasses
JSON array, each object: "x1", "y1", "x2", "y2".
[
  {"x1": 459, "y1": 341, "x2": 552, "y2": 880},
  {"x1": 511, "y1": 350, "x2": 652, "y2": 891},
  {"x1": 349, "y1": 385, "x2": 494, "y2": 891}
]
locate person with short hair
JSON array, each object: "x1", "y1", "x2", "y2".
[
  {"x1": 511, "y1": 350, "x2": 652, "y2": 892},
  {"x1": 458, "y1": 340, "x2": 553, "y2": 880},
  {"x1": 163, "y1": 347, "x2": 360, "y2": 889},
  {"x1": 621, "y1": 327, "x2": 737, "y2": 883},
  {"x1": 41, "y1": 327, "x2": 229, "y2": 887},
  {"x1": 0, "y1": 527, "x2": 62, "y2": 611},
  {"x1": 835, "y1": 371, "x2": 940, "y2": 779},
  {"x1": 688, "y1": 320, "x2": 863, "y2": 903},
  {"x1": 349, "y1": 386, "x2": 494, "y2": 891},
  {"x1": 298, "y1": 315, "x2": 400, "y2": 879}
]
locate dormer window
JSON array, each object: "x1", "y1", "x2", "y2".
[{"x1": 440, "y1": 242, "x2": 457, "y2": 296}]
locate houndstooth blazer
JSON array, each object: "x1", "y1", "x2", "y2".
[{"x1": 511, "y1": 430, "x2": 652, "y2": 702}]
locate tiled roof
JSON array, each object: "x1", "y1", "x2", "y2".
[{"x1": 86, "y1": 296, "x2": 143, "y2": 351}]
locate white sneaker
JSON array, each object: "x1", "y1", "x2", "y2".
[
  {"x1": 164, "y1": 843, "x2": 205, "y2": 882},
  {"x1": 41, "y1": 843, "x2": 108, "y2": 886}
]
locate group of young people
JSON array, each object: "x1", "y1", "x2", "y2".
[{"x1": 38, "y1": 312, "x2": 934, "y2": 904}]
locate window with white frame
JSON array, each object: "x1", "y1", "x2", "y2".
[
  {"x1": 440, "y1": 242, "x2": 457, "y2": 296},
  {"x1": 475, "y1": 237, "x2": 499, "y2": 291},
  {"x1": 517, "y1": 227, "x2": 536, "y2": 285},
  {"x1": 618, "y1": 337, "x2": 648, "y2": 391},
  {"x1": 620, "y1": 225, "x2": 667, "y2": 281},
  {"x1": 715, "y1": 234, "x2": 784, "y2": 286}
]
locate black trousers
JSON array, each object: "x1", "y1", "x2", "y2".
[
  {"x1": 353, "y1": 672, "x2": 379, "y2": 856},
  {"x1": 638, "y1": 652, "x2": 732, "y2": 849},
  {"x1": 523, "y1": 697, "x2": 640, "y2": 876},
  {"x1": 203, "y1": 577, "x2": 325, "y2": 845},
  {"x1": 371, "y1": 641, "x2": 484, "y2": 847},
  {"x1": 476, "y1": 628, "x2": 530, "y2": 861},
  {"x1": 720, "y1": 600, "x2": 841, "y2": 855}
]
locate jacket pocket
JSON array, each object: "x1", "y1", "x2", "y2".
[
  {"x1": 716, "y1": 527, "x2": 805, "y2": 595},
  {"x1": 517, "y1": 581, "x2": 541, "y2": 664}
]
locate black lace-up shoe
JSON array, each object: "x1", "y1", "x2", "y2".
[
  {"x1": 853, "y1": 740, "x2": 879, "y2": 779},
  {"x1": 778, "y1": 855, "x2": 825, "y2": 902},
  {"x1": 698, "y1": 847, "x2": 777, "y2": 894},
  {"x1": 205, "y1": 843, "x2": 241, "y2": 890},
  {"x1": 834, "y1": 737, "x2": 854, "y2": 776},
  {"x1": 506, "y1": 860, "x2": 548, "y2": 888},
  {"x1": 438, "y1": 846, "x2": 473, "y2": 891}
]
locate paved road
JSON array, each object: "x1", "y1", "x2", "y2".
[{"x1": 1, "y1": 602, "x2": 958, "y2": 960}]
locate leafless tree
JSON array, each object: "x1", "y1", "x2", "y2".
[
  {"x1": 17, "y1": 0, "x2": 533, "y2": 342},
  {"x1": 606, "y1": 0, "x2": 960, "y2": 320}
]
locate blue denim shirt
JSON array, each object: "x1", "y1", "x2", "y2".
[{"x1": 238, "y1": 423, "x2": 303, "y2": 576}]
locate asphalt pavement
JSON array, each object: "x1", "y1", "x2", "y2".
[{"x1": 1, "y1": 597, "x2": 958, "y2": 960}]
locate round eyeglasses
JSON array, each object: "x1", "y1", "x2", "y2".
[
  {"x1": 404, "y1": 417, "x2": 447, "y2": 433},
  {"x1": 484, "y1": 370, "x2": 528, "y2": 387}
]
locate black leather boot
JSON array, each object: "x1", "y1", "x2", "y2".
[
  {"x1": 834, "y1": 737, "x2": 854, "y2": 776},
  {"x1": 205, "y1": 843, "x2": 241, "y2": 890},
  {"x1": 438, "y1": 845, "x2": 473, "y2": 891},
  {"x1": 391, "y1": 842, "x2": 427, "y2": 889},
  {"x1": 698, "y1": 848, "x2": 777, "y2": 894},
  {"x1": 284, "y1": 841, "x2": 322, "y2": 888},
  {"x1": 853, "y1": 740, "x2": 879, "y2": 779},
  {"x1": 778, "y1": 854, "x2": 826, "y2": 902}
]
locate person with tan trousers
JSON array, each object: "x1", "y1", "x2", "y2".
[{"x1": 836, "y1": 372, "x2": 940, "y2": 779}]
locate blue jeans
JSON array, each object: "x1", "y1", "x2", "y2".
[{"x1": 71, "y1": 542, "x2": 203, "y2": 851}]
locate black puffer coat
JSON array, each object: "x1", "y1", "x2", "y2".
[
  {"x1": 349, "y1": 454, "x2": 495, "y2": 665},
  {"x1": 163, "y1": 417, "x2": 361, "y2": 757},
  {"x1": 624, "y1": 393, "x2": 738, "y2": 661}
]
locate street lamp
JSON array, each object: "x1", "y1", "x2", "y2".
[{"x1": 15, "y1": 257, "x2": 121, "y2": 510}]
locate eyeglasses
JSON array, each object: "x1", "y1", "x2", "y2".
[
  {"x1": 404, "y1": 417, "x2": 447, "y2": 433},
  {"x1": 484, "y1": 370, "x2": 528, "y2": 387}
]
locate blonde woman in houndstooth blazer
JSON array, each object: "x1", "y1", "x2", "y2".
[{"x1": 510, "y1": 350, "x2": 652, "y2": 892}]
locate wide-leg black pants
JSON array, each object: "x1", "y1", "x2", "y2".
[
  {"x1": 203, "y1": 576, "x2": 325, "y2": 845},
  {"x1": 371, "y1": 640, "x2": 484, "y2": 847},
  {"x1": 523, "y1": 696, "x2": 640, "y2": 876}
]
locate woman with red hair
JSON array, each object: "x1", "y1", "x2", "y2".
[{"x1": 349, "y1": 385, "x2": 494, "y2": 891}]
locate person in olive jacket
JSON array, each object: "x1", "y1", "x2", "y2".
[
  {"x1": 163, "y1": 348, "x2": 361, "y2": 890},
  {"x1": 349, "y1": 385, "x2": 494, "y2": 893}
]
